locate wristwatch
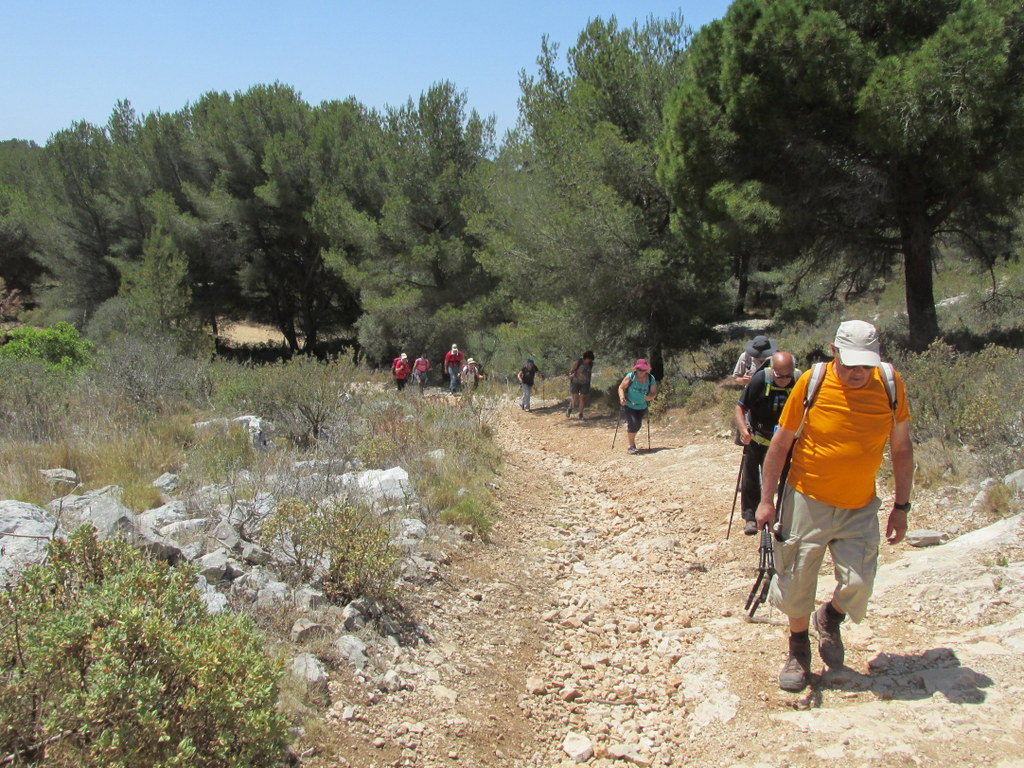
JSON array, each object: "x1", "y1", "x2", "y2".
[{"x1": 893, "y1": 501, "x2": 911, "y2": 512}]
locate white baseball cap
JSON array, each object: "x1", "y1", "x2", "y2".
[{"x1": 834, "y1": 320, "x2": 881, "y2": 367}]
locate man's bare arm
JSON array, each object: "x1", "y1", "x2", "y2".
[
  {"x1": 887, "y1": 419, "x2": 914, "y2": 544},
  {"x1": 755, "y1": 427, "x2": 796, "y2": 529}
]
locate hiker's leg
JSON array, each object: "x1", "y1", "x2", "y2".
[
  {"x1": 769, "y1": 487, "x2": 831, "y2": 620},
  {"x1": 772, "y1": 486, "x2": 830, "y2": 692},
  {"x1": 739, "y1": 443, "x2": 765, "y2": 522},
  {"x1": 624, "y1": 408, "x2": 642, "y2": 449},
  {"x1": 828, "y1": 497, "x2": 881, "y2": 623}
]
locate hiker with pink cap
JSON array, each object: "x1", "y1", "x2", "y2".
[{"x1": 617, "y1": 359, "x2": 658, "y2": 455}]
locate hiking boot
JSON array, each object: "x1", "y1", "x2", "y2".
[
  {"x1": 578, "y1": 412, "x2": 584, "y2": 420},
  {"x1": 743, "y1": 519, "x2": 758, "y2": 536},
  {"x1": 566, "y1": 404, "x2": 573, "y2": 418},
  {"x1": 627, "y1": 446, "x2": 638, "y2": 455},
  {"x1": 812, "y1": 602, "x2": 846, "y2": 668},
  {"x1": 779, "y1": 632, "x2": 811, "y2": 692}
]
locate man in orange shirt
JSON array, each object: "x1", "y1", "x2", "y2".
[{"x1": 755, "y1": 320, "x2": 913, "y2": 692}]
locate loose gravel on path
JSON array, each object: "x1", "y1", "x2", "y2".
[{"x1": 308, "y1": 396, "x2": 1024, "y2": 768}]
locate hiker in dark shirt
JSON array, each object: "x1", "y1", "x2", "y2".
[
  {"x1": 734, "y1": 351, "x2": 797, "y2": 535},
  {"x1": 567, "y1": 351, "x2": 595, "y2": 420},
  {"x1": 517, "y1": 359, "x2": 543, "y2": 411}
]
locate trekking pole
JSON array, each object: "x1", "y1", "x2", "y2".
[
  {"x1": 772, "y1": 449, "x2": 794, "y2": 542},
  {"x1": 726, "y1": 451, "x2": 747, "y2": 540},
  {"x1": 611, "y1": 407, "x2": 623, "y2": 449},
  {"x1": 646, "y1": 411, "x2": 651, "y2": 451},
  {"x1": 745, "y1": 527, "x2": 775, "y2": 618}
]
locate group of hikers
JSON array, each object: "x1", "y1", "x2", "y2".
[
  {"x1": 390, "y1": 320, "x2": 912, "y2": 694},
  {"x1": 390, "y1": 344, "x2": 485, "y2": 394},
  {"x1": 389, "y1": 345, "x2": 659, "y2": 457},
  {"x1": 515, "y1": 351, "x2": 657, "y2": 455}
]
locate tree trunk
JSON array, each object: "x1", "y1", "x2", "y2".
[
  {"x1": 650, "y1": 342, "x2": 665, "y2": 382},
  {"x1": 900, "y1": 211, "x2": 940, "y2": 351}
]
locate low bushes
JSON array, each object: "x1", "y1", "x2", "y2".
[
  {"x1": 895, "y1": 341, "x2": 1024, "y2": 479},
  {"x1": 0, "y1": 527, "x2": 288, "y2": 768},
  {"x1": 259, "y1": 498, "x2": 398, "y2": 603}
]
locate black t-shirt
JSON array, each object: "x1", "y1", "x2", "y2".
[
  {"x1": 520, "y1": 365, "x2": 540, "y2": 386},
  {"x1": 737, "y1": 368, "x2": 795, "y2": 438}
]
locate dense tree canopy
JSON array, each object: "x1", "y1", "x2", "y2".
[
  {"x1": 1, "y1": 7, "x2": 1022, "y2": 365},
  {"x1": 660, "y1": 0, "x2": 1024, "y2": 349},
  {"x1": 321, "y1": 82, "x2": 498, "y2": 363},
  {"x1": 472, "y1": 16, "x2": 732, "y2": 372}
]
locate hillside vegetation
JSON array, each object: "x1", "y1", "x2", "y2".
[
  {"x1": 1, "y1": 2, "x2": 1023, "y2": 763},
  {"x1": 0, "y1": 2, "x2": 1021, "y2": 371}
]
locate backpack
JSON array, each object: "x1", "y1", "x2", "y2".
[
  {"x1": 570, "y1": 358, "x2": 587, "y2": 381},
  {"x1": 625, "y1": 370, "x2": 655, "y2": 405},
  {"x1": 794, "y1": 361, "x2": 898, "y2": 438}
]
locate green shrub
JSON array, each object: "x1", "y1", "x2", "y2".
[
  {"x1": 259, "y1": 498, "x2": 398, "y2": 604},
  {"x1": 0, "y1": 527, "x2": 288, "y2": 768},
  {"x1": 215, "y1": 356, "x2": 358, "y2": 447},
  {"x1": 440, "y1": 492, "x2": 494, "y2": 537},
  {"x1": 0, "y1": 321, "x2": 94, "y2": 372}
]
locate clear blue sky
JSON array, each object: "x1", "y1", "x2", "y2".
[{"x1": 2, "y1": 0, "x2": 733, "y2": 145}]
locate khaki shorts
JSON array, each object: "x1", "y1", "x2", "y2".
[{"x1": 769, "y1": 485, "x2": 880, "y2": 623}]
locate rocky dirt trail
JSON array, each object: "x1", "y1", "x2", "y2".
[{"x1": 310, "y1": 394, "x2": 1024, "y2": 768}]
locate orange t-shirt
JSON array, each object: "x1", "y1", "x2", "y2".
[{"x1": 778, "y1": 361, "x2": 911, "y2": 509}]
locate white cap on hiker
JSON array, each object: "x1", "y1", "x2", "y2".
[
  {"x1": 400, "y1": 353, "x2": 408, "y2": 360},
  {"x1": 452, "y1": 344, "x2": 458, "y2": 351},
  {"x1": 834, "y1": 320, "x2": 881, "y2": 367}
]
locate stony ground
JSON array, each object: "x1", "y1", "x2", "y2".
[{"x1": 303, "y1": 391, "x2": 1024, "y2": 768}]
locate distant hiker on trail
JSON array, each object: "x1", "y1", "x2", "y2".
[
  {"x1": 734, "y1": 351, "x2": 798, "y2": 536},
  {"x1": 567, "y1": 350, "x2": 595, "y2": 419},
  {"x1": 444, "y1": 344, "x2": 464, "y2": 394},
  {"x1": 733, "y1": 335, "x2": 777, "y2": 385},
  {"x1": 413, "y1": 353, "x2": 431, "y2": 394},
  {"x1": 461, "y1": 358, "x2": 486, "y2": 391},
  {"x1": 755, "y1": 320, "x2": 912, "y2": 693},
  {"x1": 517, "y1": 358, "x2": 543, "y2": 411},
  {"x1": 617, "y1": 359, "x2": 658, "y2": 455},
  {"x1": 392, "y1": 353, "x2": 411, "y2": 392}
]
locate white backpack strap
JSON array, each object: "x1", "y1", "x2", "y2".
[
  {"x1": 878, "y1": 361, "x2": 898, "y2": 426},
  {"x1": 878, "y1": 362, "x2": 897, "y2": 410},
  {"x1": 795, "y1": 362, "x2": 827, "y2": 439}
]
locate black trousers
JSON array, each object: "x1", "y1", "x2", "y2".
[
  {"x1": 740, "y1": 442, "x2": 766, "y2": 522},
  {"x1": 740, "y1": 441, "x2": 790, "y2": 521}
]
